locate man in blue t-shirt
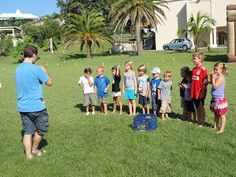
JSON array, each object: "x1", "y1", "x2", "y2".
[
  {"x1": 94, "y1": 66, "x2": 110, "y2": 115},
  {"x1": 150, "y1": 67, "x2": 162, "y2": 115},
  {"x1": 15, "y1": 45, "x2": 53, "y2": 159}
]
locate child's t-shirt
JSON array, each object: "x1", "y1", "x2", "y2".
[
  {"x1": 158, "y1": 80, "x2": 172, "y2": 102},
  {"x1": 191, "y1": 65, "x2": 208, "y2": 99},
  {"x1": 94, "y1": 75, "x2": 110, "y2": 97},
  {"x1": 138, "y1": 74, "x2": 150, "y2": 96},
  {"x1": 150, "y1": 78, "x2": 161, "y2": 97},
  {"x1": 112, "y1": 75, "x2": 121, "y2": 92},
  {"x1": 78, "y1": 76, "x2": 95, "y2": 94},
  {"x1": 124, "y1": 71, "x2": 135, "y2": 90}
]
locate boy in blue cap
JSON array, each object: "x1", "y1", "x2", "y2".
[{"x1": 150, "y1": 67, "x2": 162, "y2": 115}]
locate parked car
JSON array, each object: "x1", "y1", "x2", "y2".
[{"x1": 163, "y1": 38, "x2": 193, "y2": 51}]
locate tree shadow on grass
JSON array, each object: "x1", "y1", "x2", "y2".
[
  {"x1": 204, "y1": 55, "x2": 228, "y2": 62},
  {"x1": 165, "y1": 50, "x2": 193, "y2": 54},
  {"x1": 74, "y1": 103, "x2": 101, "y2": 112},
  {"x1": 169, "y1": 112, "x2": 182, "y2": 119},
  {"x1": 60, "y1": 51, "x2": 138, "y2": 61}
]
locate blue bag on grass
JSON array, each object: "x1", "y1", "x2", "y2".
[{"x1": 132, "y1": 114, "x2": 158, "y2": 131}]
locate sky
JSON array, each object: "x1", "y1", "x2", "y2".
[{"x1": 0, "y1": 0, "x2": 60, "y2": 17}]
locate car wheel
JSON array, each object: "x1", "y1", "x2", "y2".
[
  {"x1": 182, "y1": 45, "x2": 188, "y2": 51},
  {"x1": 164, "y1": 46, "x2": 169, "y2": 51}
]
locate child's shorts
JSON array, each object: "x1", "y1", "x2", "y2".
[
  {"x1": 98, "y1": 96, "x2": 108, "y2": 104},
  {"x1": 124, "y1": 89, "x2": 136, "y2": 100},
  {"x1": 151, "y1": 96, "x2": 160, "y2": 111},
  {"x1": 138, "y1": 94, "x2": 150, "y2": 105},
  {"x1": 160, "y1": 100, "x2": 172, "y2": 113},
  {"x1": 112, "y1": 91, "x2": 121, "y2": 97},
  {"x1": 210, "y1": 97, "x2": 228, "y2": 117},
  {"x1": 84, "y1": 93, "x2": 97, "y2": 106}
]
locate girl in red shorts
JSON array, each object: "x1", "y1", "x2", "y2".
[{"x1": 210, "y1": 62, "x2": 228, "y2": 133}]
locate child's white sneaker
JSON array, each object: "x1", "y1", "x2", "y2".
[
  {"x1": 86, "y1": 112, "x2": 90, "y2": 116},
  {"x1": 92, "y1": 111, "x2": 95, "y2": 115}
]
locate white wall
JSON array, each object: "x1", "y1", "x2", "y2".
[
  {"x1": 156, "y1": 0, "x2": 187, "y2": 50},
  {"x1": 155, "y1": 0, "x2": 236, "y2": 50}
]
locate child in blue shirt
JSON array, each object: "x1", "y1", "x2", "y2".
[
  {"x1": 94, "y1": 66, "x2": 110, "y2": 115},
  {"x1": 150, "y1": 67, "x2": 162, "y2": 115}
]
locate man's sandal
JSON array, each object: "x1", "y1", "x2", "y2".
[{"x1": 32, "y1": 149, "x2": 47, "y2": 156}]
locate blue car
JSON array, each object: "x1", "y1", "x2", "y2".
[{"x1": 163, "y1": 38, "x2": 193, "y2": 51}]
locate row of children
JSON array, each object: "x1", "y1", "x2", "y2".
[
  {"x1": 79, "y1": 60, "x2": 172, "y2": 120},
  {"x1": 78, "y1": 52, "x2": 228, "y2": 133},
  {"x1": 179, "y1": 52, "x2": 228, "y2": 133}
]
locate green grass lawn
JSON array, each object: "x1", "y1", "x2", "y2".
[{"x1": 0, "y1": 48, "x2": 236, "y2": 177}]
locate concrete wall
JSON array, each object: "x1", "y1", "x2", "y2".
[
  {"x1": 156, "y1": 0, "x2": 187, "y2": 50},
  {"x1": 155, "y1": 0, "x2": 236, "y2": 50}
]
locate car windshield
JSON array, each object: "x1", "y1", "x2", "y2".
[{"x1": 170, "y1": 39, "x2": 177, "y2": 43}]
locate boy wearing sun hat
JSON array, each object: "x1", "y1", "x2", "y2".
[{"x1": 150, "y1": 67, "x2": 162, "y2": 115}]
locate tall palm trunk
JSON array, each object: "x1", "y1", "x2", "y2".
[
  {"x1": 194, "y1": 38, "x2": 199, "y2": 52},
  {"x1": 135, "y1": 15, "x2": 143, "y2": 55},
  {"x1": 87, "y1": 40, "x2": 92, "y2": 58}
]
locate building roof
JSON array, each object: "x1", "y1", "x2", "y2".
[{"x1": 0, "y1": 9, "x2": 39, "y2": 20}]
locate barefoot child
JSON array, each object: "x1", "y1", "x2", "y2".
[
  {"x1": 111, "y1": 65, "x2": 123, "y2": 114},
  {"x1": 150, "y1": 67, "x2": 162, "y2": 115},
  {"x1": 79, "y1": 68, "x2": 96, "y2": 116},
  {"x1": 179, "y1": 67, "x2": 190, "y2": 120},
  {"x1": 210, "y1": 62, "x2": 228, "y2": 133},
  {"x1": 94, "y1": 66, "x2": 110, "y2": 115},
  {"x1": 158, "y1": 71, "x2": 173, "y2": 120},
  {"x1": 123, "y1": 60, "x2": 137, "y2": 115},
  {"x1": 137, "y1": 64, "x2": 150, "y2": 114},
  {"x1": 191, "y1": 52, "x2": 208, "y2": 127}
]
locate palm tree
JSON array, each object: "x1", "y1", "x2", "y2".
[
  {"x1": 178, "y1": 11, "x2": 216, "y2": 52},
  {"x1": 110, "y1": 0, "x2": 168, "y2": 55},
  {"x1": 63, "y1": 10, "x2": 112, "y2": 58}
]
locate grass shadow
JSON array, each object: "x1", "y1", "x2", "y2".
[
  {"x1": 165, "y1": 50, "x2": 193, "y2": 54},
  {"x1": 74, "y1": 103, "x2": 101, "y2": 112},
  {"x1": 204, "y1": 55, "x2": 228, "y2": 62},
  {"x1": 60, "y1": 51, "x2": 138, "y2": 61}
]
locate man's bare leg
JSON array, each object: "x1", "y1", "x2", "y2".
[
  {"x1": 32, "y1": 132, "x2": 43, "y2": 154},
  {"x1": 23, "y1": 134, "x2": 33, "y2": 159}
]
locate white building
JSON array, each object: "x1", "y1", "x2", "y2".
[{"x1": 155, "y1": 0, "x2": 236, "y2": 50}]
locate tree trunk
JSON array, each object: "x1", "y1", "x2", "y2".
[
  {"x1": 135, "y1": 15, "x2": 143, "y2": 55},
  {"x1": 194, "y1": 38, "x2": 199, "y2": 52},
  {"x1": 86, "y1": 40, "x2": 92, "y2": 58}
]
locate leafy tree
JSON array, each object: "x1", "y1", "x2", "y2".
[
  {"x1": 57, "y1": 0, "x2": 115, "y2": 17},
  {"x1": 11, "y1": 36, "x2": 39, "y2": 61},
  {"x1": 22, "y1": 19, "x2": 62, "y2": 48},
  {"x1": 0, "y1": 35, "x2": 14, "y2": 56},
  {"x1": 178, "y1": 11, "x2": 216, "y2": 52},
  {"x1": 63, "y1": 10, "x2": 112, "y2": 58},
  {"x1": 110, "y1": 0, "x2": 168, "y2": 55}
]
